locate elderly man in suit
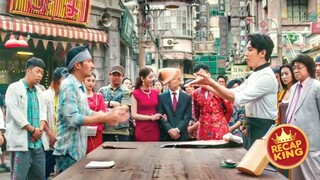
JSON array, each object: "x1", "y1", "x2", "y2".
[
  {"x1": 157, "y1": 68, "x2": 192, "y2": 141},
  {"x1": 286, "y1": 54, "x2": 320, "y2": 180}
]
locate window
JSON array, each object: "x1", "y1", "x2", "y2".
[
  {"x1": 287, "y1": 0, "x2": 308, "y2": 23},
  {"x1": 155, "y1": 5, "x2": 192, "y2": 37}
]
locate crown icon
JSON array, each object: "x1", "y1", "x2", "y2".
[{"x1": 272, "y1": 128, "x2": 296, "y2": 144}]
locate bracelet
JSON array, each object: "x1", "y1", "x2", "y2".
[{"x1": 31, "y1": 128, "x2": 36, "y2": 135}]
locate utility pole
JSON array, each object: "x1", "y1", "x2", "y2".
[
  {"x1": 138, "y1": 1, "x2": 146, "y2": 69},
  {"x1": 154, "y1": 12, "x2": 159, "y2": 73},
  {"x1": 277, "y1": 0, "x2": 282, "y2": 65}
]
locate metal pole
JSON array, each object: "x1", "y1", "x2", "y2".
[
  {"x1": 138, "y1": 2, "x2": 145, "y2": 69},
  {"x1": 154, "y1": 12, "x2": 159, "y2": 73},
  {"x1": 277, "y1": 0, "x2": 282, "y2": 65}
]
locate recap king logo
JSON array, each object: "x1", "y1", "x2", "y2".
[{"x1": 265, "y1": 124, "x2": 309, "y2": 169}]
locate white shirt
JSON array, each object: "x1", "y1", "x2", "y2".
[
  {"x1": 233, "y1": 67, "x2": 278, "y2": 120},
  {"x1": 169, "y1": 89, "x2": 180, "y2": 104}
]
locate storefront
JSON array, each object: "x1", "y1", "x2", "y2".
[{"x1": 0, "y1": 0, "x2": 108, "y2": 94}]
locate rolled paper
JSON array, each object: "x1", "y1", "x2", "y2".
[{"x1": 158, "y1": 68, "x2": 182, "y2": 84}]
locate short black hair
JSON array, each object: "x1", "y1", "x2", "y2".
[
  {"x1": 272, "y1": 66, "x2": 280, "y2": 74},
  {"x1": 248, "y1": 33, "x2": 274, "y2": 61},
  {"x1": 227, "y1": 79, "x2": 242, "y2": 89},
  {"x1": 25, "y1": 57, "x2": 46, "y2": 70},
  {"x1": 279, "y1": 64, "x2": 297, "y2": 89},
  {"x1": 291, "y1": 54, "x2": 316, "y2": 79},
  {"x1": 122, "y1": 77, "x2": 131, "y2": 84},
  {"x1": 193, "y1": 63, "x2": 209, "y2": 73},
  {"x1": 52, "y1": 67, "x2": 68, "y2": 82},
  {"x1": 217, "y1": 75, "x2": 226, "y2": 82}
]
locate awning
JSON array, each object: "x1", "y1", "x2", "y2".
[{"x1": 0, "y1": 15, "x2": 107, "y2": 43}]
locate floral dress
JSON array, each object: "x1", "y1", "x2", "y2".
[{"x1": 193, "y1": 88, "x2": 233, "y2": 140}]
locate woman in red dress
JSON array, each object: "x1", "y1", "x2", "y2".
[
  {"x1": 84, "y1": 73, "x2": 106, "y2": 153},
  {"x1": 131, "y1": 67, "x2": 163, "y2": 141}
]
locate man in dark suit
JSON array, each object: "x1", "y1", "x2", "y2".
[{"x1": 157, "y1": 68, "x2": 191, "y2": 141}]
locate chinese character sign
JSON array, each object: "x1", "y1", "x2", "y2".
[{"x1": 8, "y1": 0, "x2": 91, "y2": 25}]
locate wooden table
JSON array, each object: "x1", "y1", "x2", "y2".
[{"x1": 54, "y1": 142, "x2": 287, "y2": 180}]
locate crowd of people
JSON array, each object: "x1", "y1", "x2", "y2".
[{"x1": 0, "y1": 32, "x2": 319, "y2": 180}]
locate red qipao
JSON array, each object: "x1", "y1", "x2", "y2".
[
  {"x1": 193, "y1": 87, "x2": 233, "y2": 140},
  {"x1": 87, "y1": 93, "x2": 106, "y2": 153},
  {"x1": 132, "y1": 88, "x2": 160, "y2": 141}
]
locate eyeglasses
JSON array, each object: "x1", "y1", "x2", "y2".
[{"x1": 292, "y1": 66, "x2": 306, "y2": 71}]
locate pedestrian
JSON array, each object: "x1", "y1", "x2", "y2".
[
  {"x1": 157, "y1": 68, "x2": 191, "y2": 141},
  {"x1": 122, "y1": 77, "x2": 132, "y2": 91},
  {"x1": 277, "y1": 64, "x2": 297, "y2": 125},
  {"x1": 84, "y1": 72, "x2": 106, "y2": 153},
  {"x1": 187, "y1": 33, "x2": 277, "y2": 149},
  {"x1": 98, "y1": 65, "x2": 131, "y2": 142},
  {"x1": 217, "y1": 75, "x2": 227, "y2": 87},
  {"x1": 287, "y1": 54, "x2": 320, "y2": 180},
  {"x1": 53, "y1": 46, "x2": 129, "y2": 173},
  {"x1": 192, "y1": 64, "x2": 233, "y2": 140},
  {"x1": 0, "y1": 92, "x2": 9, "y2": 172},
  {"x1": 42, "y1": 67, "x2": 68, "y2": 179},
  {"x1": 131, "y1": 67, "x2": 162, "y2": 141},
  {"x1": 153, "y1": 80, "x2": 164, "y2": 93},
  {"x1": 5, "y1": 57, "x2": 48, "y2": 179},
  {"x1": 315, "y1": 56, "x2": 320, "y2": 81}
]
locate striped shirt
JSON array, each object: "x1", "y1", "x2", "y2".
[
  {"x1": 22, "y1": 80, "x2": 42, "y2": 148},
  {"x1": 53, "y1": 74, "x2": 93, "y2": 161}
]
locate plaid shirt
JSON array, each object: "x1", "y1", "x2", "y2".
[
  {"x1": 98, "y1": 84, "x2": 131, "y2": 135},
  {"x1": 22, "y1": 80, "x2": 42, "y2": 148},
  {"x1": 53, "y1": 74, "x2": 93, "y2": 161}
]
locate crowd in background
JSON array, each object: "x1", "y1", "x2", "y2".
[{"x1": 0, "y1": 32, "x2": 320, "y2": 180}]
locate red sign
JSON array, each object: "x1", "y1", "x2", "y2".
[
  {"x1": 8, "y1": 0, "x2": 91, "y2": 25},
  {"x1": 311, "y1": 22, "x2": 320, "y2": 34}
]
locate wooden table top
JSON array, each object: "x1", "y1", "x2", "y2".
[{"x1": 54, "y1": 142, "x2": 287, "y2": 180}]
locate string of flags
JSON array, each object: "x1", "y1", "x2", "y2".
[{"x1": 0, "y1": 32, "x2": 104, "y2": 51}]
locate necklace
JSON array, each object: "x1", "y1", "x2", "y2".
[{"x1": 140, "y1": 87, "x2": 151, "y2": 99}]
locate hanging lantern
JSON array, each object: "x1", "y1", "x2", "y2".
[
  {"x1": 4, "y1": 34, "x2": 19, "y2": 48},
  {"x1": 17, "y1": 35, "x2": 29, "y2": 48}
]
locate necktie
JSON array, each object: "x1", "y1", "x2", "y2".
[
  {"x1": 287, "y1": 84, "x2": 302, "y2": 124},
  {"x1": 172, "y1": 92, "x2": 177, "y2": 111}
]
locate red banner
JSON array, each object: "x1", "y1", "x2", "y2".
[{"x1": 8, "y1": 0, "x2": 91, "y2": 25}]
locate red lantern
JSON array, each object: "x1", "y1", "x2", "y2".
[
  {"x1": 17, "y1": 36, "x2": 28, "y2": 48},
  {"x1": 4, "y1": 34, "x2": 19, "y2": 48},
  {"x1": 4, "y1": 34, "x2": 29, "y2": 48}
]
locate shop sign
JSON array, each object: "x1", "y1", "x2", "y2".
[
  {"x1": 311, "y1": 22, "x2": 320, "y2": 34},
  {"x1": 231, "y1": 65, "x2": 250, "y2": 79},
  {"x1": 120, "y1": 7, "x2": 134, "y2": 45},
  {"x1": 8, "y1": 0, "x2": 91, "y2": 25}
]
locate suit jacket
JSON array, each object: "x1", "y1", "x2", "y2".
[
  {"x1": 156, "y1": 90, "x2": 191, "y2": 141},
  {"x1": 286, "y1": 79, "x2": 320, "y2": 151}
]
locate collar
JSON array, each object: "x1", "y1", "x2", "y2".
[
  {"x1": 108, "y1": 84, "x2": 121, "y2": 91},
  {"x1": 169, "y1": 88, "x2": 180, "y2": 95},
  {"x1": 253, "y1": 63, "x2": 270, "y2": 72},
  {"x1": 68, "y1": 74, "x2": 85, "y2": 92},
  {"x1": 22, "y1": 79, "x2": 36, "y2": 91},
  {"x1": 300, "y1": 77, "x2": 311, "y2": 88}
]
